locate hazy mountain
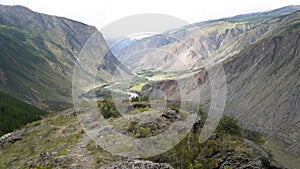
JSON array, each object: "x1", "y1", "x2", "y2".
[
  {"x1": 116, "y1": 5, "x2": 300, "y2": 72},
  {"x1": 0, "y1": 5, "x2": 124, "y2": 110},
  {"x1": 106, "y1": 37, "x2": 136, "y2": 58}
]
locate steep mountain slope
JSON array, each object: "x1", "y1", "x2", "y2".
[
  {"x1": 0, "y1": 5, "x2": 123, "y2": 110},
  {"x1": 116, "y1": 5, "x2": 300, "y2": 72},
  {"x1": 0, "y1": 91, "x2": 47, "y2": 136},
  {"x1": 141, "y1": 11, "x2": 300, "y2": 168},
  {"x1": 223, "y1": 12, "x2": 300, "y2": 156}
]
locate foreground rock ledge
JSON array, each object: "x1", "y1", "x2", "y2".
[{"x1": 100, "y1": 159, "x2": 174, "y2": 169}]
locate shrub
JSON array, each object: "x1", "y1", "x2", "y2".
[
  {"x1": 216, "y1": 115, "x2": 241, "y2": 136},
  {"x1": 242, "y1": 129, "x2": 264, "y2": 144},
  {"x1": 135, "y1": 127, "x2": 151, "y2": 137},
  {"x1": 97, "y1": 98, "x2": 120, "y2": 118},
  {"x1": 131, "y1": 96, "x2": 149, "y2": 102}
]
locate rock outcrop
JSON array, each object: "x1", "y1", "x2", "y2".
[
  {"x1": 101, "y1": 159, "x2": 174, "y2": 169},
  {"x1": 0, "y1": 129, "x2": 24, "y2": 148}
]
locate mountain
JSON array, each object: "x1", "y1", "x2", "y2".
[
  {"x1": 115, "y1": 5, "x2": 300, "y2": 72},
  {"x1": 141, "y1": 10, "x2": 300, "y2": 168},
  {"x1": 0, "y1": 5, "x2": 124, "y2": 111},
  {"x1": 0, "y1": 4, "x2": 299, "y2": 168},
  {"x1": 232, "y1": 5, "x2": 300, "y2": 18},
  {"x1": 222, "y1": 12, "x2": 300, "y2": 161},
  {"x1": 107, "y1": 37, "x2": 136, "y2": 58}
]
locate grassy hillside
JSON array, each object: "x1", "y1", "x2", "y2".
[
  {"x1": 0, "y1": 5, "x2": 97, "y2": 110},
  {"x1": 0, "y1": 102, "x2": 281, "y2": 168},
  {"x1": 0, "y1": 91, "x2": 48, "y2": 136},
  {"x1": 0, "y1": 5, "x2": 129, "y2": 111}
]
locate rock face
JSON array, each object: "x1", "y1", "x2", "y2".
[
  {"x1": 223, "y1": 27, "x2": 300, "y2": 155},
  {"x1": 102, "y1": 159, "x2": 174, "y2": 169},
  {"x1": 217, "y1": 154, "x2": 275, "y2": 169},
  {"x1": 162, "y1": 109, "x2": 177, "y2": 121},
  {"x1": 0, "y1": 129, "x2": 24, "y2": 148},
  {"x1": 142, "y1": 80, "x2": 180, "y2": 100},
  {"x1": 27, "y1": 152, "x2": 71, "y2": 168},
  {"x1": 213, "y1": 149, "x2": 283, "y2": 169}
]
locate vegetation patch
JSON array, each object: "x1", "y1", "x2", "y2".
[
  {"x1": 129, "y1": 83, "x2": 146, "y2": 92},
  {"x1": 0, "y1": 91, "x2": 48, "y2": 136}
]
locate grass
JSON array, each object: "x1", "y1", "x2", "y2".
[
  {"x1": 86, "y1": 139, "x2": 119, "y2": 167},
  {"x1": 129, "y1": 83, "x2": 146, "y2": 92},
  {"x1": 0, "y1": 98, "x2": 281, "y2": 168},
  {"x1": 127, "y1": 106, "x2": 150, "y2": 115},
  {"x1": 136, "y1": 69, "x2": 200, "y2": 81},
  {"x1": 0, "y1": 111, "x2": 81, "y2": 168}
]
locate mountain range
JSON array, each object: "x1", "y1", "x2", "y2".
[{"x1": 0, "y1": 4, "x2": 299, "y2": 169}]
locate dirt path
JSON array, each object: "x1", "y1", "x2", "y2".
[{"x1": 69, "y1": 134, "x2": 95, "y2": 168}]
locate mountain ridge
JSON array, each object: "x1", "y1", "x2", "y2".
[
  {"x1": 0, "y1": 4, "x2": 124, "y2": 111},
  {"x1": 111, "y1": 5, "x2": 300, "y2": 70}
]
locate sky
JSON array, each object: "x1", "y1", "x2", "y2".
[{"x1": 1, "y1": 0, "x2": 299, "y2": 38}]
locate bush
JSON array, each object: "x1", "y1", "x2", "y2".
[
  {"x1": 135, "y1": 127, "x2": 151, "y2": 137},
  {"x1": 131, "y1": 96, "x2": 149, "y2": 102},
  {"x1": 216, "y1": 115, "x2": 241, "y2": 136},
  {"x1": 243, "y1": 129, "x2": 264, "y2": 144},
  {"x1": 97, "y1": 98, "x2": 120, "y2": 118}
]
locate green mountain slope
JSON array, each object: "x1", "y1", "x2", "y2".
[
  {"x1": 0, "y1": 91, "x2": 47, "y2": 136},
  {"x1": 0, "y1": 5, "x2": 127, "y2": 111},
  {"x1": 0, "y1": 5, "x2": 96, "y2": 109}
]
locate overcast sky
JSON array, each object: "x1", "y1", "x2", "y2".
[{"x1": 1, "y1": 0, "x2": 299, "y2": 38}]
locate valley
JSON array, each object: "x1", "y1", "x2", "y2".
[{"x1": 0, "y1": 3, "x2": 300, "y2": 169}]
